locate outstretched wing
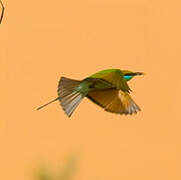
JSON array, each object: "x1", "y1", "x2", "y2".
[
  {"x1": 89, "y1": 69, "x2": 131, "y2": 92},
  {"x1": 87, "y1": 89, "x2": 140, "y2": 115}
]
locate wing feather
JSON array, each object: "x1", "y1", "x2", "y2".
[{"x1": 87, "y1": 89, "x2": 141, "y2": 115}]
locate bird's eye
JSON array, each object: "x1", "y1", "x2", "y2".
[{"x1": 124, "y1": 75, "x2": 133, "y2": 81}]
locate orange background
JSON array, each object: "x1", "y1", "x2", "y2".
[{"x1": 1, "y1": 0, "x2": 181, "y2": 179}]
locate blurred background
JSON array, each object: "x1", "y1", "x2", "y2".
[
  {"x1": 1, "y1": 0, "x2": 181, "y2": 179},
  {"x1": 34, "y1": 154, "x2": 77, "y2": 180}
]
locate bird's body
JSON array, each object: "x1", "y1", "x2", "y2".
[{"x1": 37, "y1": 69, "x2": 144, "y2": 117}]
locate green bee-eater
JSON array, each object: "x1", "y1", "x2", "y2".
[{"x1": 37, "y1": 69, "x2": 144, "y2": 117}]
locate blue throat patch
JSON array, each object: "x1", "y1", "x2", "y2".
[{"x1": 124, "y1": 75, "x2": 133, "y2": 81}]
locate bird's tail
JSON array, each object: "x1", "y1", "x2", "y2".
[
  {"x1": 37, "y1": 77, "x2": 86, "y2": 117},
  {"x1": 36, "y1": 97, "x2": 59, "y2": 110},
  {"x1": 57, "y1": 77, "x2": 87, "y2": 117}
]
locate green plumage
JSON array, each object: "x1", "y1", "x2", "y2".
[
  {"x1": 37, "y1": 69, "x2": 144, "y2": 117},
  {"x1": 88, "y1": 69, "x2": 131, "y2": 92}
]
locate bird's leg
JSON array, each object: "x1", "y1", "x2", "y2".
[{"x1": 0, "y1": 0, "x2": 4, "y2": 24}]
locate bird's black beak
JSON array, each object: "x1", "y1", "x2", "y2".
[{"x1": 134, "y1": 72, "x2": 145, "y2": 76}]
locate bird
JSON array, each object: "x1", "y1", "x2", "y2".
[{"x1": 37, "y1": 69, "x2": 144, "y2": 117}]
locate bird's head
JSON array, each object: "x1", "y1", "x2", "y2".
[{"x1": 122, "y1": 70, "x2": 144, "y2": 81}]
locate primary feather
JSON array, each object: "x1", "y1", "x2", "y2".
[{"x1": 87, "y1": 89, "x2": 140, "y2": 115}]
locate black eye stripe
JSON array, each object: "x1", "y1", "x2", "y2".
[{"x1": 125, "y1": 73, "x2": 134, "y2": 76}]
